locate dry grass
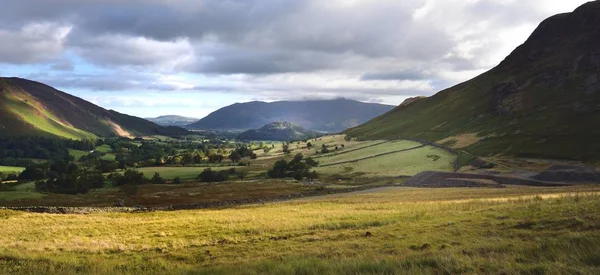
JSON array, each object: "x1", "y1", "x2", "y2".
[
  {"x1": 1, "y1": 185, "x2": 599, "y2": 274},
  {"x1": 437, "y1": 133, "x2": 482, "y2": 149}
]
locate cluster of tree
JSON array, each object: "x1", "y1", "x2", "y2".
[
  {"x1": 33, "y1": 161, "x2": 105, "y2": 194},
  {"x1": 196, "y1": 168, "x2": 243, "y2": 183},
  {"x1": 267, "y1": 154, "x2": 319, "y2": 181},
  {"x1": 0, "y1": 172, "x2": 18, "y2": 182},
  {"x1": 0, "y1": 158, "x2": 35, "y2": 167},
  {"x1": 0, "y1": 136, "x2": 95, "y2": 161},
  {"x1": 228, "y1": 146, "x2": 258, "y2": 162}
]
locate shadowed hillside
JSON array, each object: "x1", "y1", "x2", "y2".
[
  {"x1": 346, "y1": 1, "x2": 600, "y2": 161},
  {"x1": 187, "y1": 98, "x2": 395, "y2": 132}
]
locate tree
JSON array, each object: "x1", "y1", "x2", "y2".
[
  {"x1": 267, "y1": 160, "x2": 288, "y2": 178},
  {"x1": 237, "y1": 170, "x2": 248, "y2": 180},
  {"x1": 292, "y1": 172, "x2": 303, "y2": 182},
  {"x1": 282, "y1": 144, "x2": 291, "y2": 154},
  {"x1": 113, "y1": 169, "x2": 147, "y2": 187},
  {"x1": 305, "y1": 157, "x2": 319, "y2": 167},
  {"x1": 307, "y1": 171, "x2": 319, "y2": 181},
  {"x1": 173, "y1": 177, "x2": 182, "y2": 185},
  {"x1": 229, "y1": 151, "x2": 242, "y2": 162},
  {"x1": 307, "y1": 142, "x2": 313, "y2": 148},
  {"x1": 151, "y1": 172, "x2": 166, "y2": 185}
]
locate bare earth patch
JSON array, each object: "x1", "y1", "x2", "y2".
[
  {"x1": 106, "y1": 120, "x2": 133, "y2": 138},
  {"x1": 438, "y1": 133, "x2": 482, "y2": 149}
]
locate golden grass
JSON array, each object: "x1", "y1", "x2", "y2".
[{"x1": 1, "y1": 185, "x2": 600, "y2": 274}]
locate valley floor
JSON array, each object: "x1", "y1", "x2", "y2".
[{"x1": 1, "y1": 185, "x2": 600, "y2": 274}]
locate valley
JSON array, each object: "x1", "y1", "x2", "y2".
[{"x1": 0, "y1": 1, "x2": 599, "y2": 274}]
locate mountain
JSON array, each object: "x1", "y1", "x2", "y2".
[
  {"x1": 346, "y1": 1, "x2": 600, "y2": 161},
  {"x1": 146, "y1": 115, "x2": 199, "y2": 127},
  {"x1": 237, "y1": 122, "x2": 321, "y2": 141},
  {"x1": 186, "y1": 98, "x2": 395, "y2": 132},
  {"x1": 0, "y1": 77, "x2": 188, "y2": 139}
]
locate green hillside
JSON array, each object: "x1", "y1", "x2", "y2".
[
  {"x1": 0, "y1": 77, "x2": 188, "y2": 139},
  {"x1": 346, "y1": 2, "x2": 600, "y2": 161}
]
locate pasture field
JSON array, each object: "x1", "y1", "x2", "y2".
[
  {"x1": 0, "y1": 166, "x2": 25, "y2": 173},
  {"x1": 315, "y1": 145, "x2": 455, "y2": 177},
  {"x1": 315, "y1": 140, "x2": 423, "y2": 165},
  {"x1": 94, "y1": 144, "x2": 113, "y2": 153},
  {"x1": 254, "y1": 135, "x2": 371, "y2": 159},
  {"x1": 67, "y1": 149, "x2": 88, "y2": 160},
  {"x1": 0, "y1": 185, "x2": 599, "y2": 274}
]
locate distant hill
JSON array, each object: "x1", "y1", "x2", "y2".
[
  {"x1": 146, "y1": 115, "x2": 199, "y2": 127},
  {"x1": 0, "y1": 77, "x2": 188, "y2": 139},
  {"x1": 187, "y1": 99, "x2": 394, "y2": 132},
  {"x1": 237, "y1": 122, "x2": 321, "y2": 141},
  {"x1": 346, "y1": 1, "x2": 600, "y2": 161}
]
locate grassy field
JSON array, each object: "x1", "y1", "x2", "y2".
[
  {"x1": 315, "y1": 145, "x2": 455, "y2": 177},
  {"x1": 94, "y1": 144, "x2": 113, "y2": 153},
  {"x1": 0, "y1": 166, "x2": 25, "y2": 173},
  {"x1": 315, "y1": 140, "x2": 423, "y2": 165},
  {"x1": 0, "y1": 185, "x2": 599, "y2": 274},
  {"x1": 67, "y1": 149, "x2": 89, "y2": 160}
]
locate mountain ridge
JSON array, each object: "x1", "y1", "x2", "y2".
[
  {"x1": 187, "y1": 98, "x2": 395, "y2": 132},
  {"x1": 345, "y1": 1, "x2": 600, "y2": 161}
]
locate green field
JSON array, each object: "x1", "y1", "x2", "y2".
[
  {"x1": 315, "y1": 140, "x2": 423, "y2": 165},
  {"x1": 0, "y1": 185, "x2": 599, "y2": 274},
  {"x1": 68, "y1": 149, "x2": 89, "y2": 160},
  {"x1": 94, "y1": 144, "x2": 113, "y2": 153},
  {"x1": 123, "y1": 166, "x2": 240, "y2": 180},
  {"x1": 0, "y1": 166, "x2": 25, "y2": 173}
]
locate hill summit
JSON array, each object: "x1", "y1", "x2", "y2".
[{"x1": 237, "y1": 121, "x2": 321, "y2": 141}]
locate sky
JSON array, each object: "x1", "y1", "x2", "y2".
[{"x1": 0, "y1": 0, "x2": 590, "y2": 119}]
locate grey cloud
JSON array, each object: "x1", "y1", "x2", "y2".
[
  {"x1": 361, "y1": 70, "x2": 429, "y2": 81},
  {"x1": 28, "y1": 73, "x2": 180, "y2": 92}
]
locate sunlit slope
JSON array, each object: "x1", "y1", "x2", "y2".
[
  {"x1": 345, "y1": 2, "x2": 600, "y2": 161},
  {"x1": 0, "y1": 77, "x2": 188, "y2": 139}
]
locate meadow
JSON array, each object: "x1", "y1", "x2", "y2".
[
  {"x1": 0, "y1": 185, "x2": 599, "y2": 274},
  {"x1": 0, "y1": 165, "x2": 25, "y2": 173},
  {"x1": 315, "y1": 145, "x2": 455, "y2": 177}
]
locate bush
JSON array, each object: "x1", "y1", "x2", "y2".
[
  {"x1": 112, "y1": 169, "x2": 148, "y2": 187},
  {"x1": 173, "y1": 177, "x2": 182, "y2": 185},
  {"x1": 151, "y1": 173, "x2": 166, "y2": 185},
  {"x1": 197, "y1": 168, "x2": 235, "y2": 183}
]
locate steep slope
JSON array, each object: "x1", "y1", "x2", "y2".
[
  {"x1": 237, "y1": 122, "x2": 321, "y2": 141},
  {"x1": 146, "y1": 115, "x2": 199, "y2": 127},
  {"x1": 346, "y1": 1, "x2": 600, "y2": 161},
  {"x1": 187, "y1": 99, "x2": 394, "y2": 132},
  {"x1": 0, "y1": 77, "x2": 188, "y2": 139}
]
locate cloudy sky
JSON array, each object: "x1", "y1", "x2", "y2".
[{"x1": 0, "y1": 0, "x2": 589, "y2": 118}]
